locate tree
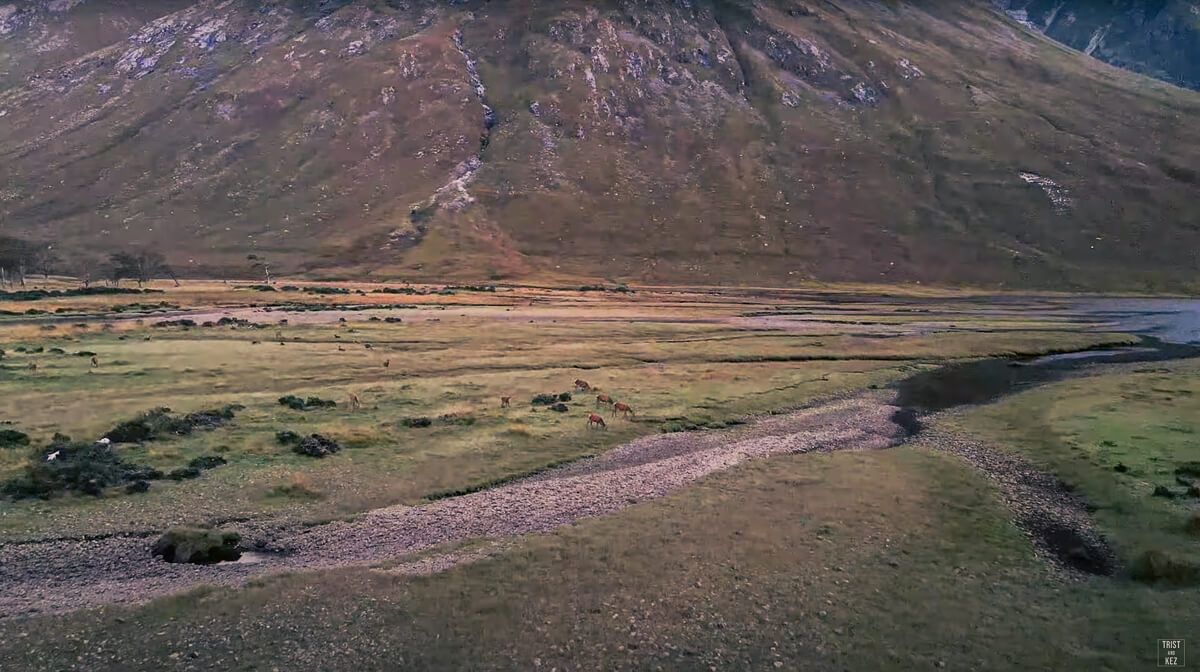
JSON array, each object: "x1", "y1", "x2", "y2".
[
  {"x1": 31, "y1": 244, "x2": 61, "y2": 280},
  {"x1": 108, "y1": 249, "x2": 178, "y2": 287},
  {"x1": 248, "y1": 254, "x2": 272, "y2": 284},
  {"x1": 0, "y1": 235, "x2": 33, "y2": 287}
]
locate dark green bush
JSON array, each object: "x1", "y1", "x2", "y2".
[
  {"x1": 0, "y1": 429, "x2": 30, "y2": 448},
  {"x1": 2, "y1": 435, "x2": 154, "y2": 499},
  {"x1": 275, "y1": 430, "x2": 301, "y2": 445},
  {"x1": 277, "y1": 395, "x2": 336, "y2": 411}
]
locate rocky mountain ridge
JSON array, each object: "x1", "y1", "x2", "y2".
[{"x1": 0, "y1": 1, "x2": 1197, "y2": 291}]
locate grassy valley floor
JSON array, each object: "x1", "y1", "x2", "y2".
[{"x1": 0, "y1": 280, "x2": 1194, "y2": 670}]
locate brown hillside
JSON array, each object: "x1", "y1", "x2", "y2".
[{"x1": 0, "y1": 0, "x2": 1197, "y2": 290}]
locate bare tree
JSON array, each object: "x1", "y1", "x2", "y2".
[
  {"x1": 32, "y1": 244, "x2": 60, "y2": 280},
  {"x1": 108, "y1": 248, "x2": 178, "y2": 287},
  {"x1": 0, "y1": 235, "x2": 32, "y2": 288},
  {"x1": 248, "y1": 254, "x2": 272, "y2": 284}
]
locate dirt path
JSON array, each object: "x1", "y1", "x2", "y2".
[{"x1": 0, "y1": 393, "x2": 907, "y2": 619}]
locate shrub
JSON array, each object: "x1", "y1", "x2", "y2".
[
  {"x1": 0, "y1": 429, "x2": 30, "y2": 448},
  {"x1": 438, "y1": 414, "x2": 476, "y2": 426},
  {"x1": 105, "y1": 405, "x2": 240, "y2": 443},
  {"x1": 557, "y1": 392, "x2": 572, "y2": 402},
  {"x1": 401, "y1": 417, "x2": 433, "y2": 428},
  {"x1": 1177, "y1": 462, "x2": 1200, "y2": 478},
  {"x1": 275, "y1": 430, "x2": 302, "y2": 445},
  {"x1": 1130, "y1": 549, "x2": 1200, "y2": 586},
  {"x1": 2, "y1": 435, "x2": 156, "y2": 499},
  {"x1": 152, "y1": 527, "x2": 241, "y2": 564},
  {"x1": 277, "y1": 395, "x2": 337, "y2": 411},
  {"x1": 126, "y1": 480, "x2": 151, "y2": 494},
  {"x1": 188, "y1": 455, "x2": 227, "y2": 471},
  {"x1": 293, "y1": 434, "x2": 341, "y2": 458},
  {"x1": 167, "y1": 466, "x2": 202, "y2": 481},
  {"x1": 549, "y1": 403, "x2": 569, "y2": 413}
]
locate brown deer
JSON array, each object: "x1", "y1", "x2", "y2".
[
  {"x1": 349, "y1": 392, "x2": 363, "y2": 411},
  {"x1": 596, "y1": 393, "x2": 614, "y2": 407},
  {"x1": 383, "y1": 359, "x2": 390, "y2": 368},
  {"x1": 613, "y1": 402, "x2": 634, "y2": 419},
  {"x1": 574, "y1": 379, "x2": 592, "y2": 391},
  {"x1": 27, "y1": 362, "x2": 37, "y2": 373},
  {"x1": 90, "y1": 356, "x2": 99, "y2": 368},
  {"x1": 501, "y1": 396, "x2": 511, "y2": 408},
  {"x1": 587, "y1": 413, "x2": 607, "y2": 430}
]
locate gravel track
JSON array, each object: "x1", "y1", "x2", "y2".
[{"x1": 0, "y1": 392, "x2": 907, "y2": 619}]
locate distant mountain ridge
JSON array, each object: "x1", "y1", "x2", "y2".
[
  {"x1": 995, "y1": 0, "x2": 1200, "y2": 90},
  {"x1": 0, "y1": 1, "x2": 1198, "y2": 291}
]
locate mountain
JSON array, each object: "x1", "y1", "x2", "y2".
[
  {"x1": 0, "y1": 1, "x2": 1198, "y2": 291},
  {"x1": 996, "y1": 0, "x2": 1200, "y2": 90}
]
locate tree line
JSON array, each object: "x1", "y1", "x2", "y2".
[{"x1": 0, "y1": 236, "x2": 177, "y2": 288}]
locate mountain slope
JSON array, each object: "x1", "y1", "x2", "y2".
[
  {"x1": 0, "y1": 0, "x2": 1198, "y2": 290},
  {"x1": 996, "y1": 0, "x2": 1200, "y2": 90}
]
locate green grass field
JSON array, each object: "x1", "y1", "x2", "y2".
[{"x1": 1, "y1": 282, "x2": 1191, "y2": 671}]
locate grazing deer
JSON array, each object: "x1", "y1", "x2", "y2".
[
  {"x1": 27, "y1": 362, "x2": 37, "y2": 373},
  {"x1": 587, "y1": 413, "x2": 607, "y2": 430},
  {"x1": 596, "y1": 393, "x2": 613, "y2": 406},
  {"x1": 613, "y1": 402, "x2": 634, "y2": 419},
  {"x1": 574, "y1": 379, "x2": 592, "y2": 391},
  {"x1": 383, "y1": 359, "x2": 390, "y2": 368},
  {"x1": 90, "y1": 356, "x2": 99, "y2": 368},
  {"x1": 349, "y1": 392, "x2": 362, "y2": 411},
  {"x1": 501, "y1": 396, "x2": 511, "y2": 408}
]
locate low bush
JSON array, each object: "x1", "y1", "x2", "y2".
[
  {"x1": 278, "y1": 395, "x2": 337, "y2": 411},
  {"x1": 0, "y1": 429, "x2": 30, "y2": 448},
  {"x1": 152, "y1": 527, "x2": 241, "y2": 564},
  {"x1": 2, "y1": 434, "x2": 157, "y2": 499},
  {"x1": 401, "y1": 417, "x2": 433, "y2": 428},
  {"x1": 275, "y1": 430, "x2": 302, "y2": 445},
  {"x1": 1130, "y1": 549, "x2": 1200, "y2": 586},
  {"x1": 293, "y1": 434, "x2": 341, "y2": 458},
  {"x1": 105, "y1": 405, "x2": 241, "y2": 443}
]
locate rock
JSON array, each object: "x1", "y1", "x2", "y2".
[
  {"x1": 293, "y1": 434, "x2": 341, "y2": 458},
  {"x1": 152, "y1": 527, "x2": 241, "y2": 564}
]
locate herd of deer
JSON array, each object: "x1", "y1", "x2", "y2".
[
  {"x1": 575, "y1": 379, "x2": 634, "y2": 430},
  {"x1": 495, "y1": 380, "x2": 634, "y2": 429}
]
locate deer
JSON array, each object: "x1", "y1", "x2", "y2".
[
  {"x1": 574, "y1": 379, "x2": 592, "y2": 391},
  {"x1": 596, "y1": 393, "x2": 614, "y2": 407},
  {"x1": 27, "y1": 362, "x2": 37, "y2": 373},
  {"x1": 349, "y1": 392, "x2": 362, "y2": 411},
  {"x1": 501, "y1": 396, "x2": 511, "y2": 408},
  {"x1": 383, "y1": 359, "x2": 390, "y2": 368},
  {"x1": 613, "y1": 402, "x2": 634, "y2": 419},
  {"x1": 90, "y1": 356, "x2": 99, "y2": 368},
  {"x1": 587, "y1": 413, "x2": 607, "y2": 430}
]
